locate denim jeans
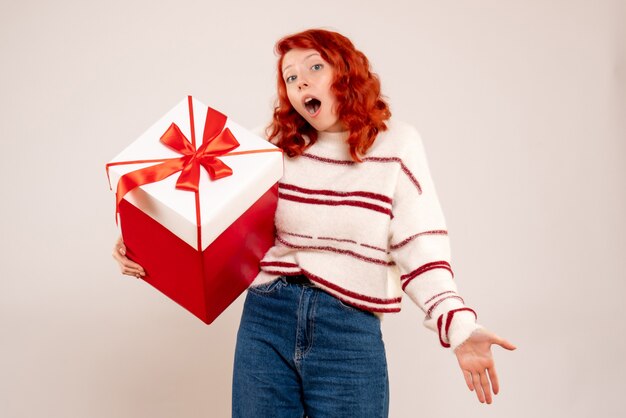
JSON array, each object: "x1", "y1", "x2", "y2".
[{"x1": 232, "y1": 275, "x2": 389, "y2": 418}]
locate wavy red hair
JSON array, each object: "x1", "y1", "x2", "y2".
[{"x1": 267, "y1": 29, "x2": 391, "y2": 162}]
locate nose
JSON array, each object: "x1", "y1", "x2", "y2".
[{"x1": 297, "y1": 78, "x2": 309, "y2": 90}]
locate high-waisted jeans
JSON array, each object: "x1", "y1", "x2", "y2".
[{"x1": 232, "y1": 275, "x2": 389, "y2": 418}]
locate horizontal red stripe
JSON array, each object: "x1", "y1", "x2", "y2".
[
  {"x1": 402, "y1": 263, "x2": 454, "y2": 291},
  {"x1": 301, "y1": 268, "x2": 402, "y2": 305},
  {"x1": 260, "y1": 261, "x2": 301, "y2": 268},
  {"x1": 276, "y1": 235, "x2": 395, "y2": 266},
  {"x1": 390, "y1": 230, "x2": 448, "y2": 250},
  {"x1": 258, "y1": 269, "x2": 304, "y2": 277},
  {"x1": 318, "y1": 236, "x2": 357, "y2": 244},
  {"x1": 401, "y1": 261, "x2": 453, "y2": 281},
  {"x1": 283, "y1": 231, "x2": 314, "y2": 239},
  {"x1": 424, "y1": 290, "x2": 456, "y2": 306},
  {"x1": 279, "y1": 192, "x2": 392, "y2": 217},
  {"x1": 302, "y1": 153, "x2": 355, "y2": 166},
  {"x1": 302, "y1": 153, "x2": 422, "y2": 193},
  {"x1": 329, "y1": 297, "x2": 401, "y2": 313},
  {"x1": 426, "y1": 295, "x2": 465, "y2": 318},
  {"x1": 276, "y1": 232, "x2": 388, "y2": 255},
  {"x1": 360, "y1": 243, "x2": 388, "y2": 253},
  {"x1": 279, "y1": 182, "x2": 392, "y2": 204}
]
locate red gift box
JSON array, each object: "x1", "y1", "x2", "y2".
[{"x1": 107, "y1": 96, "x2": 283, "y2": 323}]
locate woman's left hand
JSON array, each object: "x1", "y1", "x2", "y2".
[{"x1": 454, "y1": 328, "x2": 516, "y2": 404}]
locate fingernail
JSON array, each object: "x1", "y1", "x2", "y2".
[{"x1": 119, "y1": 248, "x2": 125, "y2": 255}]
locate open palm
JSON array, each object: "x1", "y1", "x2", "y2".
[{"x1": 454, "y1": 328, "x2": 516, "y2": 404}]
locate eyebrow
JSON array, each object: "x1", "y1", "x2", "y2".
[{"x1": 282, "y1": 53, "x2": 321, "y2": 74}]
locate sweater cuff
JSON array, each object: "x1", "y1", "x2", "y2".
[
  {"x1": 449, "y1": 313, "x2": 483, "y2": 351},
  {"x1": 436, "y1": 308, "x2": 482, "y2": 351}
]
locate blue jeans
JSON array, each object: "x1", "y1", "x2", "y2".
[{"x1": 232, "y1": 275, "x2": 389, "y2": 417}]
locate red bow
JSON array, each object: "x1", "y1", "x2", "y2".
[
  {"x1": 161, "y1": 108, "x2": 239, "y2": 191},
  {"x1": 107, "y1": 98, "x2": 240, "y2": 217}
]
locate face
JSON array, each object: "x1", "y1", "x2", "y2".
[{"x1": 281, "y1": 48, "x2": 345, "y2": 133}]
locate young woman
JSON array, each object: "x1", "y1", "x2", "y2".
[{"x1": 114, "y1": 28, "x2": 515, "y2": 418}]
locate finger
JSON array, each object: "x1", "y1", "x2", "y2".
[
  {"x1": 112, "y1": 254, "x2": 142, "y2": 274},
  {"x1": 114, "y1": 236, "x2": 127, "y2": 255},
  {"x1": 494, "y1": 336, "x2": 517, "y2": 351},
  {"x1": 488, "y1": 365, "x2": 500, "y2": 395},
  {"x1": 122, "y1": 259, "x2": 145, "y2": 274},
  {"x1": 112, "y1": 251, "x2": 145, "y2": 275},
  {"x1": 122, "y1": 264, "x2": 145, "y2": 276},
  {"x1": 472, "y1": 372, "x2": 485, "y2": 403},
  {"x1": 122, "y1": 266, "x2": 144, "y2": 277},
  {"x1": 112, "y1": 249, "x2": 129, "y2": 263},
  {"x1": 111, "y1": 250, "x2": 128, "y2": 264},
  {"x1": 480, "y1": 372, "x2": 492, "y2": 404},
  {"x1": 463, "y1": 370, "x2": 474, "y2": 391}
]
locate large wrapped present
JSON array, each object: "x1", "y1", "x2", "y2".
[{"x1": 106, "y1": 96, "x2": 283, "y2": 324}]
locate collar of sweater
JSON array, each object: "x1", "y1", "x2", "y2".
[{"x1": 310, "y1": 130, "x2": 350, "y2": 152}]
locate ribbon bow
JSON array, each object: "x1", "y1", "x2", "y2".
[
  {"x1": 160, "y1": 108, "x2": 239, "y2": 191},
  {"x1": 107, "y1": 98, "x2": 242, "y2": 218}
]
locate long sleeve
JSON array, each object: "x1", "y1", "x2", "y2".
[{"x1": 388, "y1": 126, "x2": 482, "y2": 350}]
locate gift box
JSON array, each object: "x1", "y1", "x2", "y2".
[{"x1": 106, "y1": 96, "x2": 283, "y2": 324}]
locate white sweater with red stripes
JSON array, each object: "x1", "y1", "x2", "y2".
[{"x1": 251, "y1": 119, "x2": 482, "y2": 350}]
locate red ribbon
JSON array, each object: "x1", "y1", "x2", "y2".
[{"x1": 106, "y1": 97, "x2": 281, "y2": 223}]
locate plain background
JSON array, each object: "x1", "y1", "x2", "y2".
[{"x1": 1, "y1": 0, "x2": 624, "y2": 417}]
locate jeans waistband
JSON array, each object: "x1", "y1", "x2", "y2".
[{"x1": 282, "y1": 274, "x2": 313, "y2": 286}]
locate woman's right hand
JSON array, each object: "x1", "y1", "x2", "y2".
[{"x1": 112, "y1": 235, "x2": 145, "y2": 278}]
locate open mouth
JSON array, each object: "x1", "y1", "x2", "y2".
[{"x1": 304, "y1": 97, "x2": 321, "y2": 115}]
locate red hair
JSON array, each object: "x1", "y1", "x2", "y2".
[{"x1": 267, "y1": 29, "x2": 391, "y2": 162}]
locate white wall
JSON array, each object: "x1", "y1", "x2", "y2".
[{"x1": 1, "y1": 0, "x2": 624, "y2": 417}]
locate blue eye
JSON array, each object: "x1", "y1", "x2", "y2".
[
  {"x1": 311, "y1": 64, "x2": 323, "y2": 71},
  {"x1": 285, "y1": 75, "x2": 296, "y2": 83}
]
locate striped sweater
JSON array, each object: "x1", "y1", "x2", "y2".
[{"x1": 250, "y1": 119, "x2": 482, "y2": 350}]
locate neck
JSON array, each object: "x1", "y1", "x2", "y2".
[
  {"x1": 303, "y1": 129, "x2": 351, "y2": 155},
  {"x1": 316, "y1": 129, "x2": 349, "y2": 147}
]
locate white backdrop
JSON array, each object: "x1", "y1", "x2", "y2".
[{"x1": 1, "y1": 0, "x2": 624, "y2": 417}]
